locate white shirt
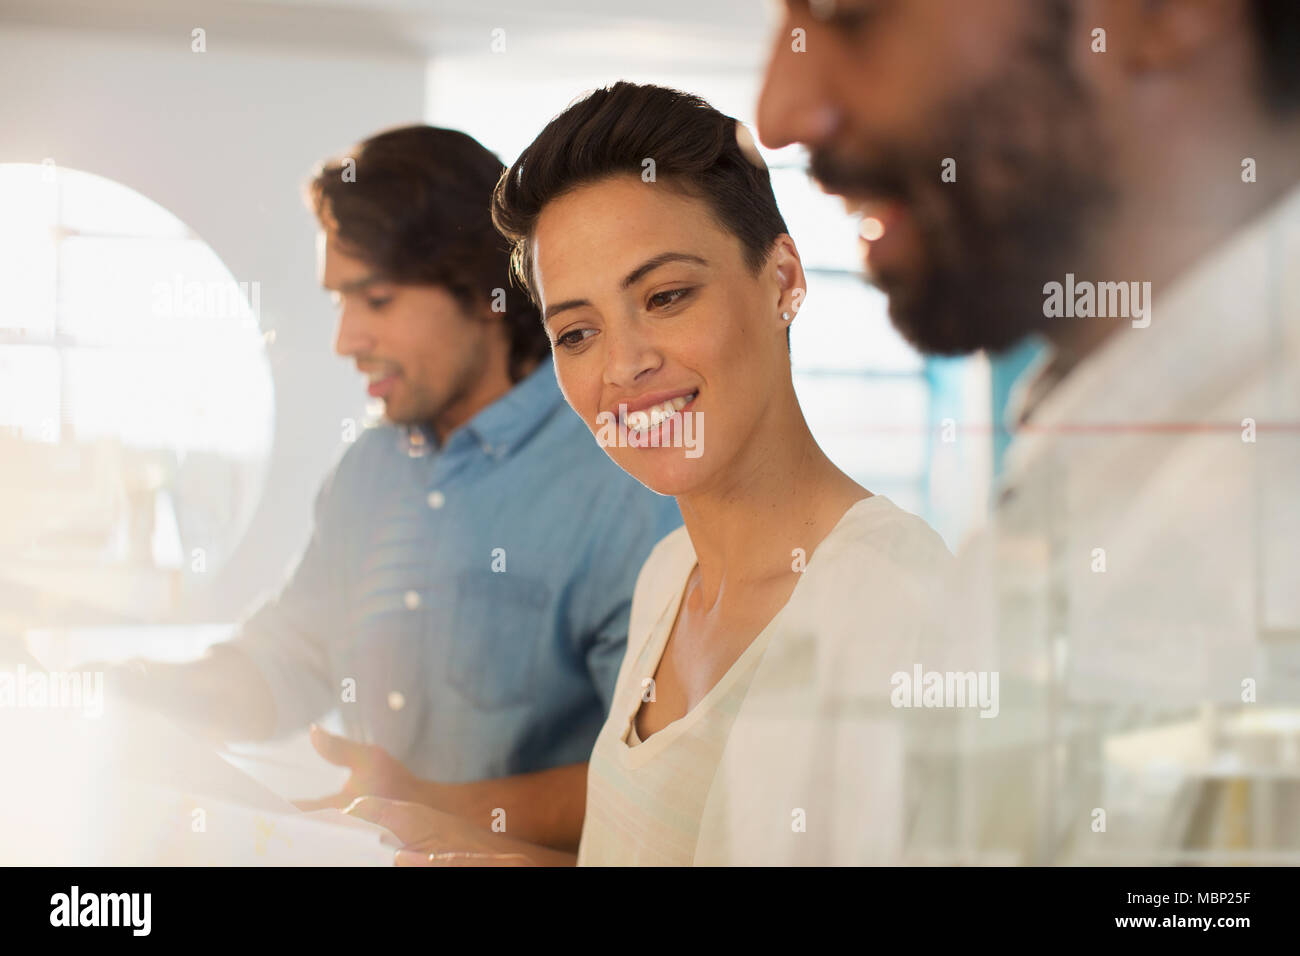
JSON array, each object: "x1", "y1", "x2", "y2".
[
  {"x1": 577, "y1": 495, "x2": 954, "y2": 865},
  {"x1": 577, "y1": 586, "x2": 774, "y2": 866},
  {"x1": 917, "y1": 185, "x2": 1300, "y2": 864}
]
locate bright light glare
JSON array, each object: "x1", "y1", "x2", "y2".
[{"x1": 859, "y1": 216, "x2": 886, "y2": 241}]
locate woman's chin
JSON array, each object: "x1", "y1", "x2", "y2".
[{"x1": 616, "y1": 452, "x2": 707, "y2": 499}]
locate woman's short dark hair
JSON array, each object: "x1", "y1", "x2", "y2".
[
  {"x1": 491, "y1": 82, "x2": 790, "y2": 305},
  {"x1": 308, "y1": 125, "x2": 547, "y2": 382}
]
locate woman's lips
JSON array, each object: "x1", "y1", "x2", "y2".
[
  {"x1": 605, "y1": 391, "x2": 699, "y2": 450},
  {"x1": 622, "y1": 391, "x2": 698, "y2": 432}
]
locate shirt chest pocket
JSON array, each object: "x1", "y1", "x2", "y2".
[{"x1": 449, "y1": 570, "x2": 551, "y2": 710}]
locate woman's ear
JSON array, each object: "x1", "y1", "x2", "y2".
[{"x1": 769, "y1": 234, "x2": 806, "y2": 324}]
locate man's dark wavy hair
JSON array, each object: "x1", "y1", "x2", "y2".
[{"x1": 309, "y1": 125, "x2": 548, "y2": 382}]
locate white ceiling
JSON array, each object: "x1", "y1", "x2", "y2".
[{"x1": 0, "y1": 0, "x2": 774, "y2": 67}]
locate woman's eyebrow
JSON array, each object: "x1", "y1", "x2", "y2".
[
  {"x1": 331, "y1": 274, "x2": 385, "y2": 294},
  {"x1": 620, "y1": 252, "x2": 709, "y2": 289},
  {"x1": 543, "y1": 252, "x2": 710, "y2": 324},
  {"x1": 543, "y1": 298, "x2": 589, "y2": 325}
]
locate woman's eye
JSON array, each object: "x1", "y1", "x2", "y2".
[
  {"x1": 648, "y1": 288, "x2": 693, "y2": 310},
  {"x1": 555, "y1": 328, "x2": 595, "y2": 349},
  {"x1": 366, "y1": 297, "x2": 392, "y2": 310}
]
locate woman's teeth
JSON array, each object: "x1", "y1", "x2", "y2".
[{"x1": 625, "y1": 392, "x2": 695, "y2": 432}]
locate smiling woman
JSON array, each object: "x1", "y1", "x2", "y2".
[
  {"x1": 483, "y1": 82, "x2": 957, "y2": 864},
  {"x1": 492, "y1": 85, "x2": 801, "y2": 500}
]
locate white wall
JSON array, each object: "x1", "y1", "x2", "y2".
[
  {"x1": 0, "y1": 22, "x2": 427, "y2": 619},
  {"x1": 427, "y1": 56, "x2": 770, "y2": 166}
]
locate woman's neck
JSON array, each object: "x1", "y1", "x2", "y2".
[{"x1": 674, "y1": 392, "x2": 868, "y2": 610}]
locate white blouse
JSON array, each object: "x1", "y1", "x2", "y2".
[{"x1": 577, "y1": 495, "x2": 954, "y2": 866}]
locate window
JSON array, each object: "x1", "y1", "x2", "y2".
[
  {"x1": 0, "y1": 163, "x2": 274, "y2": 621},
  {"x1": 761, "y1": 144, "x2": 992, "y2": 549},
  {"x1": 767, "y1": 154, "x2": 933, "y2": 519}
]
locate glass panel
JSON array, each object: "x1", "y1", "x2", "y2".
[
  {"x1": 0, "y1": 164, "x2": 275, "y2": 607},
  {"x1": 58, "y1": 236, "x2": 261, "y2": 347},
  {"x1": 791, "y1": 271, "x2": 924, "y2": 374},
  {"x1": 769, "y1": 164, "x2": 864, "y2": 274},
  {"x1": 0, "y1": 345, "x2": 60, "y2": 440},
  {"x1": 861, "y1": 479, "x2": 926, "y2": 517},
  {"x1": 0, "y1": 166, "x2": 58, "y2": 338},
  {"x1": 59, "y1": 167, "x2": 190, "y2": 239},
  {"x1": 794, "y1": 374, "x2": 930, "y2": 482},
  {"x1": 63, "y1": 346, "x2": 272, "y2": 457}
]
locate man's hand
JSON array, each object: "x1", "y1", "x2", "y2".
[
  {"x1": 84, "y1": 650, "x2": 275, "y2": 742},
  {"x1": 293, "y1": 725, "x2": 433, "y2": 811},
  {"x1": 345, "y1": 797, "x2": 572, "y2": 866},
  {"x1": 294, "y1": 729, "x2": 587, "y2": 853}
]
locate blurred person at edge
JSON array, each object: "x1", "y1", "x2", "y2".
[
  {"x1": 99, "y1": 126, "x2": 682, "y2": 853},
  {"x1": 758, "y1": 0, "x2": 1300, "y2": 863}
]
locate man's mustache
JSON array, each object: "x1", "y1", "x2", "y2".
[{"x1": 807, "y1": 147, "x2": 910, "y2": 203}]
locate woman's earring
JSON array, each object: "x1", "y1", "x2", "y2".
[{"x1": 781, "y1": 311, "x2": 792, "y2": 322}]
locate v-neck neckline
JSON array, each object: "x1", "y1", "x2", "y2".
[
  {"x1": 616, "y1": 494, "x2": 881, "y2": 765},
  {"x1": 618, "y1": 575, "x2": 778, "y2": 760}
]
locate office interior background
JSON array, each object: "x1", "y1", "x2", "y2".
[{"x1": 0, "y1": 0, "x2": 1022, "y2": 781}]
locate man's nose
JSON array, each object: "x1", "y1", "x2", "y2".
[
  {"x1": 333, "y1": 303, "x2": 373, "y2": 358},
  {"x1": 756, "y1": 22, "x2": 841, "y2": 150}
]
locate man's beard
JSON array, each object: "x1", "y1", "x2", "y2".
[
  {"x1": 810, "y1": 14, "x2": 1116, "y2": 356},
  {"x1": 392, "y1": 347, "x2": 487, "y2": 438}
]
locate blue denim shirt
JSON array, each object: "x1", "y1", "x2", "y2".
[{"x1": 231, "y1": 361, "x2": 682, "y2": 781}]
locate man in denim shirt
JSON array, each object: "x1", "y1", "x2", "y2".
[{"x1": 112, "y1": 126, "x2": 680, "y2": 848}]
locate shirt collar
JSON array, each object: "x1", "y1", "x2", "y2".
[
  {"x1": 401, "y1": 359, "x2": 565, "y2": 460},
  {"x1": 1002, "y1": 338, "x2": 1055, "y2": 429}
]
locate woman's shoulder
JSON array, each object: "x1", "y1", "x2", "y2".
[
  {"x1": 813, "y1": 495, "x2": 954, "y2": 581},
  {"x1": 633, "y1": 524, "x2": 695, "y2": 595},
  {"x1": 623, "y1": 525, "x2": 694, "y2": 651},
  {"x1": 791, "y1": 496, "x2": 956, "y2": 686}
]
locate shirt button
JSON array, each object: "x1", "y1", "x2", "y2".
[
  {"x1": 387, "y1": 691, "x2": 406, "y2": 711},
  {"x1": 403, "y1": 590, "x2": 421, "y2": 610},
  {"x1": 406, "y1": 431, "x2": 429, "y2": 458},
  {"x1": 426, "y1": 490, "x2": 445, "y2": 509}
]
